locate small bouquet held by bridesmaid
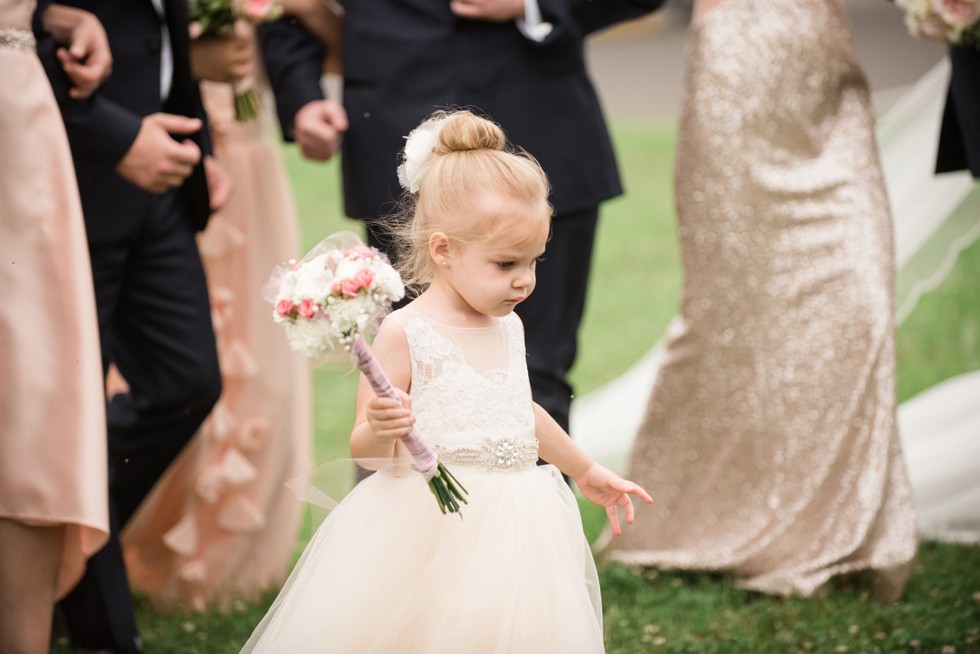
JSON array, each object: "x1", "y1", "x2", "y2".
[
  {"x1": 267, "y1": 232, "x2": 469, "y2": 514},
  {"x1": 896, "y1": 0, "x2": 980, "y2": 47},
  {"x1": 189, "y1": 0, "x2": 283, "y2": 120}
]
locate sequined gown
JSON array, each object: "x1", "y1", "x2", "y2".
[
  {"x1": 0, "y1": 0, "x2": 108, "y2": 596},
  {"x1": 240, "y1": 308, "x2": 603, "y2": 653},
  {"x1": 121, "y1": 78, "x2": 312, "y2": 611},
  {"x1": 600, "y1": 0, "x2": 917, "y2": 599}
]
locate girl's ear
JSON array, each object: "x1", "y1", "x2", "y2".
[{"x1": 429, "y1": 232, "x2": 451, "y2": 266}]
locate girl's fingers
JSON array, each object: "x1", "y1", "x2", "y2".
[
  {"x1": 629, "y1": 483, "x2": 653, "y2": 504},
  {"x1": 605, "y1": 505, "x2": 622, "y2": 537},
  {"x1": 619, "y1": 493, "x2": 636, "y2": 525}
]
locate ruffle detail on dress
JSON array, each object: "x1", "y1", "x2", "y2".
[
  {"x1": 236, "y1": 417, "x2": 270, "y2": 453},
  {"x1": 220, "y1": 448, "x2": 259, "y2": 486},
  {"x1": 208, "y1": 284, "x2": 235, "y2": 332},
  {"x1": 197, "y1": 214, "x2": 246, "y2": 261},
  {"x1": 201, "y1": 402, "x2": 235, "y2": 443},
  {"x1": 178, "y1": 557, "x2": 207, "y2": 583},
  {"x1": 163, "y1": 513, "x2": 198, "y2": 557},
  {"x1": 220, "y1": 338, "x2": 259, "y2": 380},
  {"x1": 218, "y1": 495, "x2": 267, "y2": 532},
  {"x1": 194, "y1": 447, "x2": 258, "y2": 505}
]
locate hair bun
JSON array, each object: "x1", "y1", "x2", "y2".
[{"x1": 434, "y1": 111, "x2": 506, "y2": 154}]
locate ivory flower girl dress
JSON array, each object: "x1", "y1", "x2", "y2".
[{"x1": 241, "y1": 307, "x2": 603, "y2": 653}]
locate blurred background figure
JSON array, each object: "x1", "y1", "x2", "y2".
[
  {"x1": 121, "y1": 3, "x2": 342, "y2": 611},
  {"x1": 43, "y1": 0, "x2": 224, "y2": 649},
  {"x1": 599, "y1": 0, "x2": 917, "y2": 603},
  {"x1": 0, "y1": 1, "x2": 109, "y2": 651}
]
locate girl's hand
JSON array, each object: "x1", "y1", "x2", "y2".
[
  {"x1": 43, "y1": 5, "x2": 113, "y2": 99},
  {"x1": 574, "y1": 463, "x2": 653, "y2": 537},
  {"x1": 366, "y1": 390, "x2": 416, "y2": 442}
]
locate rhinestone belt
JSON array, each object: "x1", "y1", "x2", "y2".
[
  {"x1": 0, "y1": 28, "x2": 35, "y2": 52},
  {"x1": 435, "y1": 436, "x2": 539, "y2": 471}
]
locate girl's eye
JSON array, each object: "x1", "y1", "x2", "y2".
[{"x1": 497, "y1": 261, "x2": 514, "y2": 269}]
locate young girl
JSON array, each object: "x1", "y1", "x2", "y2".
[{"x1": 240, "y1": 110, "x2": 652, "y2": 653}]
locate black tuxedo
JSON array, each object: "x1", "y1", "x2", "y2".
[
  {"x1": 38, "y1": 1, "x2": 221, "y2": 650},
  {"x1": 937, "y1": 44, "x2": 980, "y2": 178},
  {"x1": 261, "y1": 0, "x2": 662, "y2": 431}
]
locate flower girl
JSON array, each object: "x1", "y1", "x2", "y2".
[{"x1": 240, "y1": 110, "x2": 652, "y2": 653}]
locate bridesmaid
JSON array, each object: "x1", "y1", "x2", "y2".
[
  {"x1": 600, "y1": 0, "x2": 917, "y2": 603},
  {"x1": 120, "y1": 2, "x2": 341, "y2": 611},
  {"x1": 0, "y1": 1, "x2": 110, "y2": 650}
]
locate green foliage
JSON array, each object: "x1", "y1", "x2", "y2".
[
  {"x1": 52, "y1": 122, "x2": 980, "y2": 652},
  {"x1": 189, "y1": 0, "x2": 237, "y2": 37}
]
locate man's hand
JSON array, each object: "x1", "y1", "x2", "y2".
[
  {"x1": 450, "y1": 0, "x2": 525, "y2": 22},
  {"x1": 294, "y1": 99, "x2": 348, "y2": 161},
  {"x1": 190, "y1": 22, "x2": 254, "y2": 84},
  {"x1": 43, "y1": 4, "x2": 113, "y2": 99},
  {"x1": 116, "y1": 113, "x2": 203, "y2": 194},
  {"x1": 204, "y1": 156, "x2": 233, "y2": 211}
]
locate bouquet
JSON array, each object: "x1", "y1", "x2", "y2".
[
  {"x1": 189, "y1": 0, "x2": 283, "y2": 120},
  {"x1": 268, "y1": 232, "x2": 469, "y2": 515},
  {"x1": 896, "y1": 0, "x2": 980, "y2": 47}
]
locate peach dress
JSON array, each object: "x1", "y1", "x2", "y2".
[
  {"x1": 121, "y1": 78, "x2": 312, "y2": 610},
  {"x1": 0, "y1": 0, "x2": 109, "y2": 597}
]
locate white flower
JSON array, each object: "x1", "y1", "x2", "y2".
[
  {"x1": 396, "y1": 116, "x2": 450, "y2": 193},
  {"x1": 269, "y1": 238, "x2": 406, "y2": 361}
]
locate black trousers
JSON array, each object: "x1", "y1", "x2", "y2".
[
  {"x1": 366, "y1": 205, "x2": 599, "y2": 434},
  {"x1": 58, "y1": 190, "x2": 221, "y2": 651}
]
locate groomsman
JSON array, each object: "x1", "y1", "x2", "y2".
[
  {"x1": 937, "y1": 44, "x2": 980, "y2": 178},
  {"x1": 39, "y1": 1, "x2": 222, "y2": 651},
  {"x1": 259, "y1": 0, "x2": 663, "y2": 435}
]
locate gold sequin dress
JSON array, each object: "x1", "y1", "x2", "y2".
[{"x1": 600, "y1": 0, "x2": 917, "y2": 599}]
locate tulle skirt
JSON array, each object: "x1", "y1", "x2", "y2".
[{"x1": 240, "y1": 463, "x2": 603, "y2": 653}]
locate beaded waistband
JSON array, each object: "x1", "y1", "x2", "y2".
[
  {"x1": 435, "y1": 436, "x2": 539, "y2": 472},
  {"x1": 0, "y1": 27, "x2": 36, "y2": 52}
]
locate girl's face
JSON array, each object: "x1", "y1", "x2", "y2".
[{"x1": 442, "y1": 221, "x2": 549, "y2": 319}]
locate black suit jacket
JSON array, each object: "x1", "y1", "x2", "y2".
[
  {"x1": 260, "y1": 0, "x2": 663, "y2": 220},
  {"x1": 937, "y1": 45, "x2": 980, "y2": 178},
  {"x1": 37, "y1": 0, "x2": 212, "y2": 242}
]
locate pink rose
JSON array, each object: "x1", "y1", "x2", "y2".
[
  {"x1": 237, "y1": 0, "x2": 280, "y2": 22},
  {"x1": 298, "y1": 298, "x2": 318, "y2": 319},
  {"x1": 276, "y1": 299, "x2": 296, "y2": 318},
  {"x1": 331, "y1": 281, "x2": 343, "y2": 296},
  {"x1": 348, "y1": 246, "x2": 377, "y2": 259},
  {"x1": 341, "y1": 279, "x2": 362, "y2": 298},
  {"x1": 936, "y1": 0, "x2": 980, "y2": 28},
  {"x1": 355, "y1": 267, "x2": 375, "y2": 289}
]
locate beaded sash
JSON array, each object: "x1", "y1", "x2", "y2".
[
  {"x1": 0, "y1": 27, "x2": 35, "y2": 52},
  {"x1": 435, "y1": 436, "x2": 539, "y2": 472}
]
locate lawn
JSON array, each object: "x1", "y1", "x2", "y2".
[{"x1": 55, "y1": 120, "x2": 980, "y2": 653}]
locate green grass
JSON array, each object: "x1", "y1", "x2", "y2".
[{"x1": 54, "y1": 121, "x2": 980, "y2": 653}]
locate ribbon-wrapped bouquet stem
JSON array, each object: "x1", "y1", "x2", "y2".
[
  {"x1": 267, "y1": 232, "x2": 468, "y2": 514},
  {"x1": 189, "y1": 0, "x2": 284, "y2": 121}
]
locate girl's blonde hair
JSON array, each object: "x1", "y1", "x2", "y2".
[{"x1": 392, "y1": 109, "x2": 553, "y2": 293}]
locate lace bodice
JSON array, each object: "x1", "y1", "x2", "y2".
[{"x1": 387, "y1": 309, "x2": 536, "y2": 457}]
